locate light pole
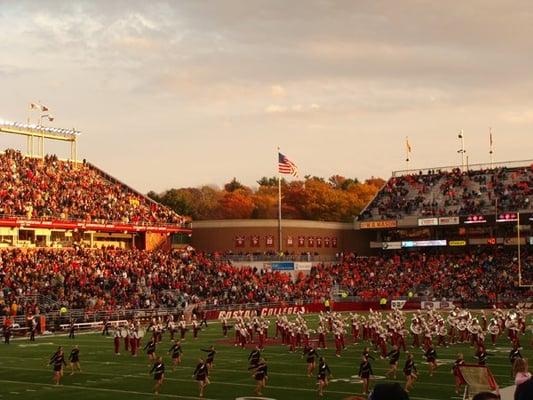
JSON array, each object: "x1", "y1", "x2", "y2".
[{"x1": 457, "y1": 130, "x2": 466, "y2": 171}]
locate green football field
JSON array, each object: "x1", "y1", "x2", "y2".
[{"x1": 0, "y1": 313, "x2": 529, "y2": 400}]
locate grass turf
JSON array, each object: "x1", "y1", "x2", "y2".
[{"x1": 0, "y1": 313, "x2": 529, "y2": 400}]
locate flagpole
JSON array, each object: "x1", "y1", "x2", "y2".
[
  {"x1": 277, "y1": 146, "x2": 282, "y2": 254},
  {"x1": 489, "y1": 127, "x2": 494, "y2": 169},
  {"x1": 405, "y1": 136, "x2": 410, "y2": 170}
]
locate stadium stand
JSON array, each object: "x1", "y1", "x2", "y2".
[
  {"x1": 0, "y1": 149, "x2": 183, "y2": 225},
  {"x1": 1, "y1": 247, "x2": 530, "y2": 317},
  {"x1": 359, "y1": 165, "x2": 532, "y2": 220}
]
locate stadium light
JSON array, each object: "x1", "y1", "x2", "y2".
[
  {"x1": 0, "y1": 119, "x2": 81, "y2": 137},
  {"x1": 457, "y1": 129, "x2": 466, "y2": 171}
]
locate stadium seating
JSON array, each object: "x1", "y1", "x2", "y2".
[
  {"x1": 1, "y1": 248, "x2": 530, "y2": 317},
  {"x1": 359, "y1": 166, "x2": 532, "y2": 220},
  {"x1": 0, "y1": 149, "x2": 182, "y2": 225}
]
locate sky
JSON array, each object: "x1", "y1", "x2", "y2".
[{"x1": 0, "y1": 0, "x2": 532, "y2": 193}]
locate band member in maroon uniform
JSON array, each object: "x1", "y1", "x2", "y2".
[
  {"x1": 317, "y1": 325, "x2": 327, "y2": 349},
  {"x1": 114, "y1": 329, "x2": 121, "y2": 355}
]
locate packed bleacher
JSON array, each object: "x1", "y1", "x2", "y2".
[
  {"x1": 0, "y1": 149, "x2": 182, "y2": 225},
  {"x1": 1, "y1": 247, "x2": 531, "y2": 317},
  {"x1": 359, "y1": 165, "x2": 532, "y2": 220}
]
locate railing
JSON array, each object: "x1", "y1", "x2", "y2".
[
  {"x1": 391, "y1": 159, "x2": 533, "y2": 177},
  {"x1": 0, "y1": 213, "x2": 190, "y2": 230}
]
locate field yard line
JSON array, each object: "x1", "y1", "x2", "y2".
[
  {"x1": 0, "y1": 364, "x2": 458, "y2": 391},
  {"x1": 0, "y1": 379, "x2": 216, "y2": 400}
]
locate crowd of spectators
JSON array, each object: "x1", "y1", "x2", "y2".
[
  {"x1": 360, "y1": 165, "x2": 532, "y2": 220},
  {"x1": 0, "y1": 149, "x2": 183, "y2": 225},
  {"x1": 1, "y1": 247, "x2": 531, "y2": 317}
]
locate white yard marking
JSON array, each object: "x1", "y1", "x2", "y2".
[{"x1": 0, "y1": 380, "x2": 216, "y2": 399}]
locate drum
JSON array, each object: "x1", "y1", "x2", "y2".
[{"x1": 120, "y1": 328, "x2": 128, "y2": 337}]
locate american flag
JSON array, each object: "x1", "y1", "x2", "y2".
[{"x1": 278, "y1": 152, "x2": 299, "y2": 177}]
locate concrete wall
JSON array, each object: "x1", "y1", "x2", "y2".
[{"x1": 191, "y1": 219, "x2": 370, "y2": 255}]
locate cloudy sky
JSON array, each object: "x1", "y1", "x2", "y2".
[{"x1": 0, "y1": 0, "x2": 532, "y2": 193}]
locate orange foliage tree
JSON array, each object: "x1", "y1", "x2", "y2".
[{"x1": 148, "y1": 175, "x2": 384, "y2": 222}]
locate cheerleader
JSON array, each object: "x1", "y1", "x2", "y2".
[
  {"x1": 358, "y1": 356, "x2": 373, "y2": 395},
  {"x1": 248, "y1": 346, "x2": 261, "y2": 369},
  {"x1": 403, "y1": 353, "x2": 418, "y2": 393},
  {"x1": 193, "y1": 358, "x2": 210, "y2": 398},
  {"x1": 452, "y1": 353, "x2": 465, "y2": 395},
  {"x1": 68, "y1": 345, "x2": 81, "y2": 375},
  {"x1": 192, "y1": 319, "x2": 201, "y2": 339},
  {"x1": 49, "y1": 347, "x2": 67, "y2": 385},
  {"x1": 424, "y1": 345, "x2": 438, "y2": 377},
  {"x1": 144, "y1": 338, "x2": 157, "y2": 363},
  {"x1": 303, "y1": 345, "x2": 319, "y2": 377},
  {"x1": 201, "y1": 345, "x2": 217, "y2": 369},
  {"x1": 385, "y1": 345, "x2": 400, "y2": 379},
  {"x1": 251, "y1": 358, "x2": 268, "y2": 396},
  {"x1": 168, "y1": 340, "x2": 183, "y2": 371},
  {"x1": 317, "y1": 357, "x2": 332, "y2": 397},
  {"x1": 149, "y1": 356, "x2": 165, "y2": 396}
]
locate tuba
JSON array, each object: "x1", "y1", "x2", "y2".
[
  {"x1": 410, "y1": 322, "x2": 422, "y2": 335},
  {"x1": 488, "y1": 322, "x2": 500, "y2": 335}
]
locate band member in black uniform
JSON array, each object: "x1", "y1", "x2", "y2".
[
  {"x1": 303, "y1": 345, "x2": 319, "y2": 377},
  {"x1": 149, "y1": 356, "x2": 165, "y2": 395},
  {"x1": 68, "y1": 319, "x2": 76, "y2": 339},
  {"x1": 168, "y1": 340, "x2": 183, "y2": 371},
  {"x1": 144, "y1": 337, "x2": 157, "y2": 363},
  {"x1": 248, "y1": 346, "x2": 262, "y2": 369},
  {"x1": 251, "y1": 357, "x2": 268, "y2": 396},
  {"x1": 424, "y1": 345, "x2": 438, "y2": 377},
  {"x1": 385, "y1": 345, "x2": 401, "y2": 379},
  {"x1": 69, "y1": 345, "x2": 82, "y2": 375},
  {"x1": 475, "y1": 344, "x2": 488, "y2": 366},
  {"x1": 358, "y1": 355, "x2": 373, "y2": 395},
  {"x1": 49, "y1": 346, "x2": 67, "y2": 385},
  {"x1": 193, "y1": 358, "x2": 210, "y2": 398},
  {"x1": 201, "y1": 345, "x2": 216, "y2": 369},
  {"x1": 403, "y1": 353, "x2": 418, "y2": 393},
  {"x1": 452, "y1": 353, "x2": 465, "y2": 395},
  {"x1": 317, "y1": 357, "x2": 332, "y2": 397}
]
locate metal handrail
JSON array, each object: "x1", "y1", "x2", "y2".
[
  {"x1": 392, "y1": 159, "x2": 533, "y2": 177},
  {"x1": 0, "y1": 213, "x2": 190, "y2": 229}
]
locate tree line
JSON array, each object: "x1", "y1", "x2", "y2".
[{"x1": 147, "y1": 175, "x2": 385, "y2": 222}]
